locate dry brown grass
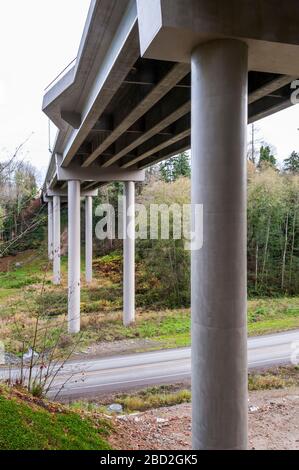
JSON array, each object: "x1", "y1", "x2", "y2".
[{"x1": 248, "y1": 367, "x2": 299, "y2": 390}]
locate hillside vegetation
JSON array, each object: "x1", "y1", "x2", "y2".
[{"x1": 0, "y1": 249, "x2": 298, "y2": 357}]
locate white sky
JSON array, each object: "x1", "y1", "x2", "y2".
[
  {"x1": 0, "y1": 0, "x2": 91, "y2": 183},
  {"x1": 0, "y1": 0, "x2": 299, "y2": 183},
  {"x1": 252, "y1": 105, "x2": 299, "y2": 167}
]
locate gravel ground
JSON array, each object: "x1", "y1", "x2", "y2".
[{"x1": 109, "y1": 388, "x2": 299, "y2": 450}]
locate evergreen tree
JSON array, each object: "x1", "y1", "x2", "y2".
[
  {"x1": 283, "y1": 151, "x2": 299, "y2": 174},
  {"x1": 160, "y1": 152, "x2": 191, "y2": 182},
  {"x1": 258, "y1": 145, "x2": 277, "y2": 169},
  {"x1": 160, "y1": 158, "x2": 174, "y2": 183},
  {"x1": 172, "y1": 152, "x2": 191, "y2": 180}
]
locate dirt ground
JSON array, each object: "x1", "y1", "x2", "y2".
[
  {"x1": 72, "y1": 338, "x2": 162, "y2": 360},
  {"x1": 109, "y1": 387, "x2": 299, "y2": 450},
  {"x1": 0, "y1": 252, "x2": 33, "y2": 272}
]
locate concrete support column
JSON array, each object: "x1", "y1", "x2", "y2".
[
  {"x1": 191, "y1": 39, "x2": 248, "y2": 450},
  {"x1": 68, "y1": 180, "x2": 81, "y2": 334},
  {"x1": 85, "y1": 196, "x2": 93, "y2": 283},
  {"x1": 48, "y1": 199, "x2": 53, "y2": 261},
  {"x1": 52, "y1": 195, "x2": 61, "y2": 285},
  {"x1": 123, "y1": 181, "x2": 135, "y2": 326}
]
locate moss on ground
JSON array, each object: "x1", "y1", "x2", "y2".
[{"x1": 0, "y1": 385, "x2": 111, "y2": 450}]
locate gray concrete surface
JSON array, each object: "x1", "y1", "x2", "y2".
[
  {"x1": 47, "y1": 200, "x2": 53, "y2": 261},
  {"x1": 123, "y1": 181, "x2": 135, "y2": 326},
  {"x1": 68, "y1": 180, "x2": 81, "y2": 334},
  {"x1": 191, "y1": 39, "x2": 248, "y2": 450},
  {"x1": 137, "y1": 0, "x2": 299, "y2": 74},
  {"x1": 52, "y1": 195, "x2": 61, "y2": 285}
]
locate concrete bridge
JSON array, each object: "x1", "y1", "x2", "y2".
[{"x1": 42, "y1": 0, "x2": 299, "y2": 450}]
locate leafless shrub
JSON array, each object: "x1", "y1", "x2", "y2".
[{"x1": 2, "y1": 265, "x2": 83, "y2": 399}]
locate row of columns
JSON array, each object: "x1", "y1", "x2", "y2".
[
  {"x1": 46, "y1": 38, "x2": 248, "y2": 450},
  {"x1": 47, "y1": 181, "x2": 136, "y2": 334}
]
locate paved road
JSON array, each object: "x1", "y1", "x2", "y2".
[{"x1": 1, "y1": 330, "x2": 298, "y2": 400}]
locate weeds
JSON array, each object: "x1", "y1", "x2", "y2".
[
  {"x1": 248, "y1": 367, "x2": 299, "y2": 390},
  {"x1": 116, "y1": 389, "x2": 191, "y2": 412},
  {"x1": 2, "y1": 265, "x2": 83, "y2": 399}
]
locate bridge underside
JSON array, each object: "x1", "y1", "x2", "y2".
[
  {"x1": 43, "y1": 0, "x2": 299, "y2": 192},
  {"x1": 52, "y1": 64, "x2": 297, "y2": 182},
  {"x1": 42, "y1": 0, "x2": 299, "y2": 451}
]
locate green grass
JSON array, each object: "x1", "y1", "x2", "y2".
[
  {"x1": 248, "y1": 316, "x2": 299, "y2": 336},
  {"x1": 0, "y1": 386, "x2": 111, "y2": 450},
  {"x1": 76, "y1": 296, "x2": 299, "y2": 351},
  {"x1": 247, "y1": 298, "x2": 299, "y2": 336},
  {"x1": 0, "y1": 288, "x2": 18, "y2": 300},
  {"x1": 0, "y1": 252, "x2": 46, "y2": 290},
  {"x1": 136, "y1": 310, "x2": 190, "y2": 348}
]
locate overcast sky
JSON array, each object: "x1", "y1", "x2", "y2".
[
  {"x1": 0, "y1": 0, "x2": 91, "y2": 183},
  {"x1": 0, "y1": 0, "x2": 298, "y2": 184}
]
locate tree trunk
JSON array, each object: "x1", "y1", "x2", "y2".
[
  {"x1": 255, "y1": 242, "x2": 259, "y2": 291},
  {"x1": 261, "y1": 215, "x2": 271, "y2": 284},
  {"x1": 288, "y1": 209, "x2": 297, "y2": 287},
  {"x1": 281, "y1": 212, "x2": 289, "y2": 290}
]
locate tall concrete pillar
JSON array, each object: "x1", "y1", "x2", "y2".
[
  {"x1": 52, "y1": 195, "x2": 61, "y2": 285},
  {"x1": 48, "y1": 199, "x2": 53, "y2": 261},
  {"x1": 85, "y1": 196, "x2": 93, "y2": 283},
  {"x1": 123, "y1": 181, "x2": 135, "y2": 326},
  {"x1": 68, "y1": 180, "x2": 81, "y2": 334},
  {"x1": 191, "y1": 39, "x2": 248, "y2": 450}
]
